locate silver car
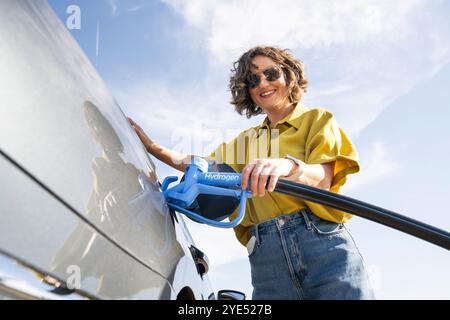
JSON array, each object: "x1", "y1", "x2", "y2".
[{"x1": 0, "y1": 0, "x2": 243, "y2": 300}]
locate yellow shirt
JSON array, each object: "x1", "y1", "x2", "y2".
[{"x1": 208, "y1": 103, "x2": 360, "y2": 246}]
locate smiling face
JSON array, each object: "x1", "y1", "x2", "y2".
[{"x1": 248, "y1": 55, "x2": 290, "y2": 113}]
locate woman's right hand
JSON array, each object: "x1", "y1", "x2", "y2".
[
  {"x1": 128, "y1": 117, "x2": 191, "y2": 172},
  {"x1": 128, "y1": 117, "x2": 153, "y2": 151}
]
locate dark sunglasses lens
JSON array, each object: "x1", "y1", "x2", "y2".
[
  {"x1": 247, "y1": 74, "x2": 260, "y2": 89},
  {"x1": 264, "y1": 67, "x2": 281, "y2": 81}
]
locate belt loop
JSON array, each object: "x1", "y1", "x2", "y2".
[{"x1": 300, "y1": 208, "x2": 312, "y2": 230}]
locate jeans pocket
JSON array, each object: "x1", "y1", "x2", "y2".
[
  {"x1": 310, "y1": 215, "x2": 345, "y2": 236},
  {"x1": 247, "y1": 235, "x2": 256, "y2": 257},
  {"x1": 248, "y1": 233, "x2": 263, "y2": 258}
]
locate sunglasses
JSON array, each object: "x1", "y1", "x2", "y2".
[{"x1": 246, "y1": 66, "x2": 283, "y2": 89}]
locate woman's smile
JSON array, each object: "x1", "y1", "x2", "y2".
[{"x1": 259, "y1": 89, "x2": 277, "y2": 98}]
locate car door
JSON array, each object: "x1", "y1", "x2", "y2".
[{"x1": 0, "y1": 0, "x2": 184, "y2": 284}]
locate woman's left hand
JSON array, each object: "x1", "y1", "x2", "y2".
[{"x1": 241, "y1": 158, "x2": 295, "y2": 197}]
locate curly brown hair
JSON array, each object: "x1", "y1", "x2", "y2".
[{"x1": 229, "y1": 46, "x2": 308, "y2": 118}]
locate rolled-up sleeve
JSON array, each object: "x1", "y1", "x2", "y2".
[{"x1": 305, "y1": 109, "x2": 360, "y2": 193}]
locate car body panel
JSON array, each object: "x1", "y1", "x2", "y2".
[
  {"x1": 0, "y1": 0, "x2": 180, "y2": 278},
  {"x1": 0, "y1": 0, "x2": 214, "y2": 299},
  {"x1": 0, "y1": 154, "x2": 170, "y2": 299}
]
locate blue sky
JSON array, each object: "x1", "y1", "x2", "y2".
[{"x1": 49, "y1": 0, "x2": 450, "y2": 299}]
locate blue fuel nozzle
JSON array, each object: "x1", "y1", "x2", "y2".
[{"x1": 161, "y1": 157, "x2": 251, "y2": 228}]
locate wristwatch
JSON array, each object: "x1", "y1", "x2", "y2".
[{"x1": 284, "y1": 154, "x2": 304, "y2": 180}]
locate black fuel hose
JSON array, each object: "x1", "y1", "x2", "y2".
[{"x1": 275, "y1": 179, "x2": 450, "y2": 250}]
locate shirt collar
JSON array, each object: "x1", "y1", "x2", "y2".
[{"x1": 259, "y1": 102, "x2": 308, "y2": 132}]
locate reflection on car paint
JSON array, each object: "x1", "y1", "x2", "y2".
[{"x1": 51, "y1": 102, "x2": 179, "y2": 269}]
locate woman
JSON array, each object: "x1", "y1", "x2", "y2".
[{"x1": 129, "y1": 46, "x2": 374, "y2": 300}]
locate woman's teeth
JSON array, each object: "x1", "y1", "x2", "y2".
[{"x1": 260, "y1": 90, "x2": 275, "y2": 97}]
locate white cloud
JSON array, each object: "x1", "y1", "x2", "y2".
[
  {"x1": 164, "y1": 0, "x2": 425, "y2": 62},
  {"x1": 161, "y1": 0, "x2": 450, "y2": 138},
  {"x1": 343, "y1": 141, "x2": 401, "y2": 192}
]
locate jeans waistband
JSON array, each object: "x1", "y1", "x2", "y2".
[{"x1": 250, "y1": 208, "x2": 314, "y2": 244}]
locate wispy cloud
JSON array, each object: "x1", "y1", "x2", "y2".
[
  {"x1": 163, "y1": 0, "x2": 425, "y2": 62},
  {"x1": 105, "y1": 0, "x2": 119, "y2": 17},
  {"x1": 127, "y1": 5, "x2": 144, "y2": 12},
  {"x1": 343, "y1": 141, "x2": 401, "y2": 192},
  {"x1": 105, "y1": 0, "x2": 146, "y2": 16}
]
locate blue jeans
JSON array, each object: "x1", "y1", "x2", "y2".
[{"x1": 248, "y1": 208, "x2": 375, "y2": 300}]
